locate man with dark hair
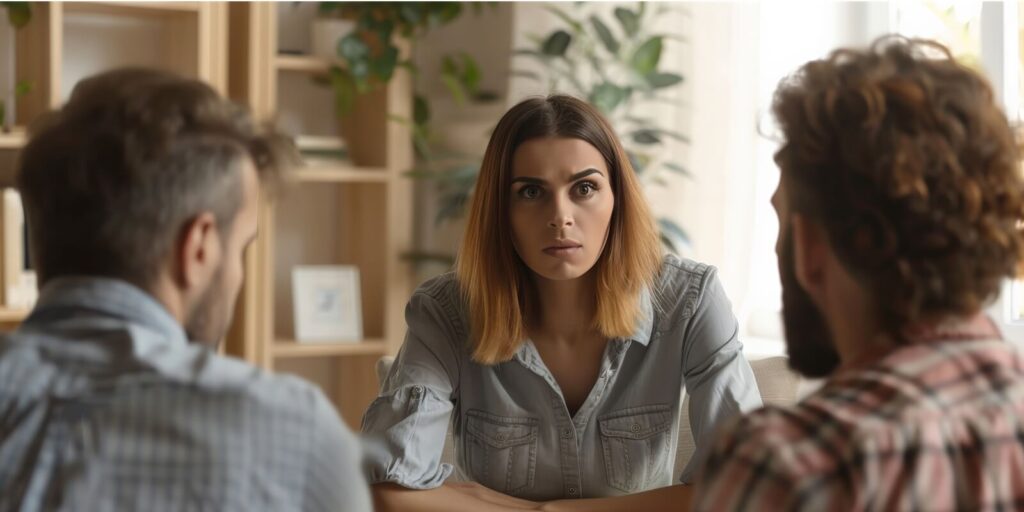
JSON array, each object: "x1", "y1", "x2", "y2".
[
  {"x1": 0, "y1": 68, "x2": 371, "y2": 511},
  {"x1": 694, "y1": 37, "x2": 1024, "y2": 510}
]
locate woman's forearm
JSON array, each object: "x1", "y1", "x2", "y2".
[
  {"x1": 538, "y1": 484, "x2": 694, "y2": 512},
  {"x1": 371, "y1": 482, "x2": 538, "y2": 512}
]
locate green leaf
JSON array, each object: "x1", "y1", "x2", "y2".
[
  {"x1": 542, "y1": 30, "x2": 572, "y2": 57},
  {"x1": 14, "y1": 80, "x2": 31, "y2": 97},
  {"x1": 589, "y1": 82, "x2": 627, "y2": 114},
  {"x1": 397, "y1": 59, "x2": 419, "y2": 79},
  {"x1": 398, "y1": 3, "x2": 422, "y2": 26},
  {"x1": 459, "y1": 54, "x2": 481, "y2": 94},
  {"x1": 3, "y1": 3, "x2": 31, "y2": 29},
  {"x1": 663, "y1": 162, "x2": 692, "y2": 178},
  {"x1": 338, "y1": 33, "x2": 369, "y2": 60},
  {"x1": 631, "y1": 37, "x2": 663, "y2": 76},
  {"x1": 658, "y1": 217, "x2": 690, "y2": 251},
  {"x1": 614, "y1": 7, "x2": 639, "y2": 38},
  {"x1": 590, "y1": 15, "x2": 619, "y2": 55},
  {"x1": 370, "y1": 45, "x2": 399, "y2": 82},
  {"x1": 632, "y1": 129, "x2": 661, "y2": 145},
  {"x1": 413, "y1": 94, "x2": 430, "y2": 126},
  {"x1": 329, "y1": 67, "x2": 356, "y2": 117},
  {"x1": 441, "y1": 71, "x2": 467, "y2": 105},
  {"x1": 646, "y1": 72, "x2": 683, "y2": 89},
  {"x1": 318, "y1": 2, "x2": 341, "y2": 16},
  {"x1": 544, "y1": 5, "x2": 584, "y2": 33}
]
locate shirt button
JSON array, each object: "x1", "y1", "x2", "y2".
[
  {"x1": 630, "y1": 423, "x2": 641, "y2": 433},
  {"x1": 410, "y1": 386, "x2": 422, "y2": 398},
  {"x1": 568, "y1": 487, "x2": 577, "y2": 496},
  {"x1": 562, "y1": 428, "x2": 572, "y2": 439}
]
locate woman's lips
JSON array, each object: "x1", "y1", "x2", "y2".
[{"x1": 543, "y1": 245, "x2": 583, "y2": 258}]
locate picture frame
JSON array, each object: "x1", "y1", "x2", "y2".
[{"x1": 292, "y1": 265, "x2": 362, "y2": 343}]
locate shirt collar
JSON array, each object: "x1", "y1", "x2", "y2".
[
  {"x1": 25, "y1": 276, "x2": 189, "y2": 347},
  {"x1": 513, "y1": 287, "x2": 656, "y2": 364}
]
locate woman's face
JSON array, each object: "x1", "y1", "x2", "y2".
[{"x1": 509, "y1": 137, "x2": 615, "y2": 282}]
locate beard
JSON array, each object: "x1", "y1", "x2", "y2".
[
  {"x1": 779, "y1": 228, "x2": 841, "y2": 378},
  {"x1": 184, "y1": 264, "x2": 233, "y2": 347}
]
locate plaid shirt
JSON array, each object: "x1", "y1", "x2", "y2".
[{"x1": 693, "y1": 338, "x2": 1024, "y2": 511}]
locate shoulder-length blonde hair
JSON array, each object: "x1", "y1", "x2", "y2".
[{"x1": 456, "y1": 95, "x2": 662, "y2": 364}]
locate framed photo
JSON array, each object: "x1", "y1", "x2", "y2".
[{"x1": 292, "y1": 265, "x2": 362, "y2": 342}]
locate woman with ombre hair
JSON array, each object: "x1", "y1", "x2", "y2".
[{"x1": 362, "y1": 95, "x2": 761, "y2": 511}]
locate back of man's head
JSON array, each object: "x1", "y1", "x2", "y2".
[
  {"x1": 17, "y1": 68, "x2": 289, "y2": 289},
  {"x1": 772, "y1": 36, "x2": 1024, "y2": 339}
]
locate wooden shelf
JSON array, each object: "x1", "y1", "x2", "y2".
[
  {"x1": 65, "y1": 2, "x2": 203, "y2": 16},
  {"x1": 0, "y1": 308, "x2": 29, "y2": 323},
  {"x1": 275, "y1": 55, "x2": 337, "y2": 74},
  {"x1": 0, "y1": 129, "x2": 27, "y2": 150},
  {"x1": 272, "y1": 339, "x2": 388, "y2": 358},
  {"x1": 293, "y1": 165, "x2": 390, "y2": 183}
]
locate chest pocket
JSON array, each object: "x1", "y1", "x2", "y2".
[
  {"x1": 464, "y1": 409, "x2": 538, "y2": 496},
  {"x1": 598, "y1": 404, "x2": 674, "y2": 493}
]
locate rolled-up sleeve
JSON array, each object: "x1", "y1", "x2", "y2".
[
  {"x1": 360, "y1": 290, "x2": 462, "y2": 489},
  {"x1": 679, "y1": 267, "x2": 762, "y2": 483}
]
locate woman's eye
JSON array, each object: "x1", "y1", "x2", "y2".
[
  {"x1": 575, "y1": 181, "x2": 597, "y2": 197},
  {"x1": 518, "y1": 185, "x2": 542, "y2": 199}
]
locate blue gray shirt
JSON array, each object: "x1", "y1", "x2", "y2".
[
  {"x1": 362, "y1": 255, "x2": 762, "y2": 500},
  {"x1": 0, "y1": 278, "x2": 371, "y2": 512}
]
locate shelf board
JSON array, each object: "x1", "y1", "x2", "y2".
[
  {"x1": 0, "y1": 128, "x2": 27, "y2": 150},
  {"x1": 273, "y1": 339, "x2": 388, "y2": 358},
  {"x1": 276, "y1": 55, "x2": 339, "y2": 74},
  {"x1": 66, "y1": 2, "x2": 203, "y2": 16},
  {"x1": 0, "y1": 308, "x2": 29, "y2": 323},
  {"x1": 293, "y1": 165, "x2": 390, "y2": 183}
]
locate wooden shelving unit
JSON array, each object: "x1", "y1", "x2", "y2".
[
  {"x1": 0, "y1": 130, "x2": 26, "y2": 150},
  {"x1": 275, "y1": 54, "x2": 335, "y2": 74},
  {"x1": 272, "y1": 340, "x2": 389, "y2": 358},
  {"x1": 293, "y1": 166, "x2": 391, "y2": 184},
  {"x1": 0, "y1": 1, "x2": 227, "y2": 329},
  {"x1": 225, "y1": 3, "x2": 413, "y2": 429},
  {"x1": 0, "y1": 308, "x2": 29, "y2": 323},
  {"x1": 0, "y1": 2, "x2": 411, "y2": 426}
]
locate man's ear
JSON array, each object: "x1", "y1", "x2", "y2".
[
  {"x1": 175, "y1": 212, "x2": 222, "y2": 290},
  {"x1": 790, "y1": 213, "x2": 828, "y2": 298}
]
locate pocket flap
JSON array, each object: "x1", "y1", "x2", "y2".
[
  {"x1": 466, "y1": 410, "x2": 538, "y2": 449},
  {"x1": 598, "y1": 404, "x2": 673, "y2": 440}
]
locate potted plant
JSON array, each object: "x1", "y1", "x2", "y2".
[
  {"x1": 407, "y1": 2, "x2": 692, "y2": 267},
  {"x1": 0, "y1": 2, "x2": 31, "y2": 133}
]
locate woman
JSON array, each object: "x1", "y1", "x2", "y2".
[{"x1": 362, "y1": 95, "x2": 761, "y2": 511}]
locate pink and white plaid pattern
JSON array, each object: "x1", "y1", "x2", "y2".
[{"x1": 693, "y1": 339, "x2": 1024, "y2": 511}]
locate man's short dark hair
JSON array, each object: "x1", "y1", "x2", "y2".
[
  {"x1": 17, "y1": 68, "x2": 293, "y2": 287},
  {"x1": 772, "y1": 36, "x2": 1024, "y2": 335}
]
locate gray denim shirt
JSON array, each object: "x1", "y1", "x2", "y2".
[
  {"x1": 0, "y1": 278, "x2": 371, "y2": 511},
  {"x1": 361, "y1": 255, "x2": 762, "y2": 500}
]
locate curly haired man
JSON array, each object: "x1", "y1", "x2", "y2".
[{"x1": 695, "y1": 37, "x2": 1024, "y2": 511}]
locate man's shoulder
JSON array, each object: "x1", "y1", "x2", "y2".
[
  {"x1": 192, "y1": 351, "x2": 335, "y2": 419},
  {"x1": 707, "y1": 396, "x2": 857, "y2": 479}
]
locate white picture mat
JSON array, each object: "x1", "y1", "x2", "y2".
[{"x1": 292, "y1": 265, "x2": 362, "y2": 342}]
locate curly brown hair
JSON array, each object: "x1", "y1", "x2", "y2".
[{"x1": 772, "y1": 36, "x2": 1024, "y2": 334}]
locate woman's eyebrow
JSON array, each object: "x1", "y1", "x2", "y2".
[{"x1": 569, "y1": 168, "x2": 603, "y2": 181}]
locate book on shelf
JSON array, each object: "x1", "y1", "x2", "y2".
[
  {"x1": 294, "y1": 135, "x2": 349, "y2": 166},
  {"x1": 1, "y1": 189, "x2": 35, "y2": 310}
]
